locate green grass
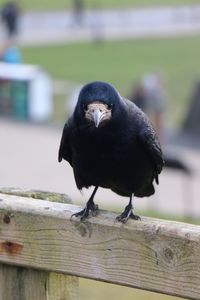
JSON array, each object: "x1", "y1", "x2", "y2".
[
  {"x1": 0, "y1": 0, "x2": 200, "y2": 11},
  {"x1": 22, "y1": 36, "x2": 200, "y2": 125}
]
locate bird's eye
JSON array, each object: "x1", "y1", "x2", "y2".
[
  {"x1": 107, "y1": 103, "x2": 113, "y2": 110},
  {"x1": 83, "y1": 104, "x2": 88, "y2": 111}
]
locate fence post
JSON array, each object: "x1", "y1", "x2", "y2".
[
  {"x1": 0, "y1": 188, "x2": 78, "y2": 300},
  {"x1": 47, "y1": 272, "x2": 78, "y2": 300},
  {"x1": 0, "y1": 264, "x2": 78, "y2": 300}
]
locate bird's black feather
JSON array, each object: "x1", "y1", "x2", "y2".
[
  {"x1": 59, "y1": 81, "x2": 164, "y2": 204},
  {"x1": 58, "y1": 119, "x2": 73, "y2": 165}
]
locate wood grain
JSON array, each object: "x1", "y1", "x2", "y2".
[
  {"x1": 0, "y1": 264, "x2": 78, "y2": 300},
  {"x1": 0, "y1": 190, "x2": 76, "y2": 300},
  {"x1": 0, "y1": 193, "x2": 200, "y2": 299}
]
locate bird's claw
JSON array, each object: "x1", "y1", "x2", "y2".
[
  {"x1": 71, "y1": 204, "x2": 99, "y2": 221},
  {"x1": 116, "y1": 207, "x2": 141, "y2": 223},
  {"x1": 130, "y1": 212, "x2": 141, "y2": 221}
]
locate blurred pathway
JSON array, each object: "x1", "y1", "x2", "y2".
[
  {"x1": 1, "y1": 5, "x2": 200, "y2": 45},
  {"x1": 1, "y1": 119, "x2": 200, "y2": 218}
]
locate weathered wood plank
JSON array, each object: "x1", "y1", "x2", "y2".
[
  {"x1": 0, "y1": 264, "x2": 78, "y2": 300},
  {"x1": 47, "y1": 272, "x2": 78, "y2": 300},
  {"x1": 0, "y1": 189, "x2": 76, "y2": 300},
  {"x1": 0, "y1": 264, "x2": 48, "y2": 300},
  {"x1": 0, "y1": 193, "x2": 200, "y2": 299},
  {"x1": 0, "y1": 187, "x2": 72, "y2": 203}
]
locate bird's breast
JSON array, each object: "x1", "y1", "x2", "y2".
[
  {"x1": 73, "y1": 131, "x2": 139, "y2": 173},
  {"x1": 71, "y1": 128, "x2": 154, "y2": 193}
]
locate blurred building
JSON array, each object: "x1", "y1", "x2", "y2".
[{"x1": 0, "y1": 63, "x2": 53, "y2": 121}]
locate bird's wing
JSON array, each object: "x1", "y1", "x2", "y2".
[
  {"x1": 138, "y1": 122, "x2": 164, "y2": 183},
  {"x1": 58, "y1": 120, "x2": 72, "y2": 165},
  {"x1": 124, "y1": 98, "x2": 164, "y2": 175},
  {"x1": 139, "y1": 126, "x2": 164, "y2": 172},
  {"x1": 123, "y1": 98, "x2": 164, "y2": 183}
]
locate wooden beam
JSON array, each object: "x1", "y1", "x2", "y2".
[
  {"x1": 0, "y1": 189, "x2": 77, "y2": 300},
  {"x1": 0, "y1": 187, "x2": 72, "y2": 203},
  {"x1": 0, "y1": 193, "x2": 200, "y2": 299}
]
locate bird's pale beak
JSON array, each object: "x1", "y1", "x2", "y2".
[
  {"x1": 92, "y1": 109, "x2": 104, "y2": 128},
  {"x1": 85, "y1": 102, "x2": 112, "y2": 128}
]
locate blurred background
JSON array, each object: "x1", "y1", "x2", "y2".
[{"x1": 1, "y1": 0, "x2": 200, "y2": 299}]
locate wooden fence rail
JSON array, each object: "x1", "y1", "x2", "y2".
[{"x1": 0, "y1": 189, "x2": 200, "y2": 300}]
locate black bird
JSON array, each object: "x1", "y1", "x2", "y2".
[{"x1": 58, "y1": 81, "x2": 164, "y2": 223}]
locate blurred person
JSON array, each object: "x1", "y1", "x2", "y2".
[
  {"x1": 72, "y1": 0, "x2": 84, "y2": 26},
  {"x1": 129, "y1": 77, "x2": 191, "y2": 198},
  {"x1": 0, "y1": 1, "x2": 20, "y2": 40},
  {"x1": 129, "y1": 82, "x2": 146, "y2": 112},
  {"x1": 0, "y1": 41, "x2": 22, "y2": 63},
  {"x1": 138, "y1": 74, "x2": 191, "y2": 174},
  {"x1": 0, "y1": 41, "x2": 22, "y2": 116},
  {"x1": 129, "y1": 75, "x2": 167, "y2": 144},
  {"x1": 142, "y1": 73, "x2": 167, "y2": 144},
  {"x1": 182, "y1": 80, "x2": 200, "y2": 136}
]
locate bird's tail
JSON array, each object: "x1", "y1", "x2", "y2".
[{"x1": 135, "y1": 184, "x2": 155, "y2": 197}]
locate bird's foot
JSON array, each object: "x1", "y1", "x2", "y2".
[
  {"x1": 116, "y1": 204, "x2": 141, "y2": 223},
  {"x1": 71, "y1": 201, "x2": 99, "y2": 221}
]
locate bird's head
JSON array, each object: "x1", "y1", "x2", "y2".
[
  {"x1": 84, "y1": 101, "x2": 112, "y2": 128},
  {"x1": 74, "y1": 81, "x2": 122, "y2": 128}
]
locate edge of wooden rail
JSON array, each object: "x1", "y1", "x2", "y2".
[{"x1": 0, "y1": 192, "x2": 200, "y2": 300}]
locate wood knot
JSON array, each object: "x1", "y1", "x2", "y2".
[
  {"x1": 163, "y1": 247, "x2": 174, "y2": 263},
  {"x1": 3, "y1": 214, "x2": 11, "y2": 224},
  {"x1": 0, "y1": 241, "x2": 23, "y2": 256},
  {"x1": 3, "y1": 212, "x2": 14, "y2": 224},
  {"x1": 74, "y1": 222, "x2": 92, "y2": 238}
]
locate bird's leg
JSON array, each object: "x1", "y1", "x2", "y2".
[
  {"x1": 116, "y1": 194, "x2": 141, "y2": 223},
  {"x1": 71, "y1": 186, "x2": 99, "y2": 221}
]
